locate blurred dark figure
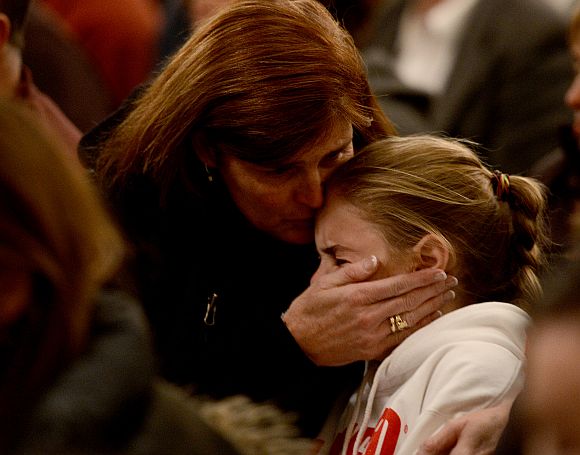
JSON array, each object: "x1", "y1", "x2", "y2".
[
  {"x1": 158, "y1": 0, "x2": 235, "y2": 67},
  {"x1": 530, "y1": 2, "x2": 580, "y2": 260},
  {"x1": 22, "y1": 1, "x2": 112, "y2": 132},
  {"x1": 158, "y1": 0, "x2": 380, "y2": 66},
  {"x1": 495, "y1": 11, "x2": 580, "y2": 451},
  {"x1": 495, "y1": 257, "x2": 580, "y2": 455},
  {"x1": 362, "y1": 0, "x2": 574, "y2": 175},
  {"x1": 40, "y1": 0, "x2": 162, "y2": 109},
  {"x1": 0, "y1": 0, "x2": 82, "y2": 159}
]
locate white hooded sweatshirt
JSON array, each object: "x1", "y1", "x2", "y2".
[{"x1": 318, "y1": 302, "x2": 530, "y2": 455}]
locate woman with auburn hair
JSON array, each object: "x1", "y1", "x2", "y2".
[
  {"x1": 80, "y1": 0, "x2": 507, "y2": 450},
  {"x1": 313, "y1": 134, "x2": 548, "y2": 454}
]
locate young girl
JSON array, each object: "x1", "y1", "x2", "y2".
[{"x1": 314, "y1": 135, "x2": 549, "y2": 455}]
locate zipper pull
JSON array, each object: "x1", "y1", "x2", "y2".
[{"x1": 204, "y1": 292, "x2": 218, "y2": 326}]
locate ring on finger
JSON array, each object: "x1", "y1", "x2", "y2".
[{"x1": 390, "y1": 314, "x2": 409, "y2": 333}]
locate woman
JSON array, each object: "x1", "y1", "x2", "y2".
[
  {"x1": 313, "y1": 135, "x2": 548, "y2": 454},
  {"x1": 80, "y1": 0, "x2": 505, "y2": 449}
]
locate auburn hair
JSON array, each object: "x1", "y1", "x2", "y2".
[{"x1": 94, "y1": 0, "x2": 395, "y2": 198}]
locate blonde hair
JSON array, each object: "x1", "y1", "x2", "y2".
[
  {"x1": 0, "y1": 100, "x2": 124, "y2": 437},
  {"x1": 94, "y1": 0, "x2": 395, "y2": 197},
  {"x1": 326, "y1": 135, "x2": 550, "y2": 306}
]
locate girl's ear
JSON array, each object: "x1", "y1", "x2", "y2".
[{"x1": 412, "y1": 233, "x2": 450, "y2": 271}]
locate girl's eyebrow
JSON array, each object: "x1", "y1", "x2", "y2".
[{"x1": 320, "y1": 244, "x2": 355, "y2": 256}]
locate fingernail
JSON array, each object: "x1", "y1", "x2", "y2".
[
  {"x1": 363, "y1": 255, "x2": 378, "y2": 272},
  {"x1": 433, "y1": 271, "x2": 447, "y2": 282},
  {"x1": 443, "y1": 290, "x2": 455, "y2": 302},
  {"x1": 445, "y1": 276, "x2": 458, "y2": 287}
]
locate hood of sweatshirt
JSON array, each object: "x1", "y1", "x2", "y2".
[{"x1": 342, "y1": 302, "x2": 530, "y2": 455}]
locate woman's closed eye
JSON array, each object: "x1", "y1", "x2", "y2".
[
  {"x1": 265, "y1": 163, "x2": 299, "y2": 177},
  {"x1": 320, "y1": 145, "x2": 354, "y2": 168}
]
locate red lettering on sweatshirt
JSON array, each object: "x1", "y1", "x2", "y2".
[{"x1": 330, "y1": 408, "x2": 402, "y2": 455}]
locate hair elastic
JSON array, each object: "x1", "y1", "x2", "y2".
[{"x1": 491, "y1": 170, "x2": 510, "y2": 202}]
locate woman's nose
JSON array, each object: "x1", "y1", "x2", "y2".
[{"x1": 295, "y1": 171, "x2": 324, "y2": 208}]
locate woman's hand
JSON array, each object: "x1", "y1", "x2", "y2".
[
  {"x1": 282, "y1": 255, "x2": 457, "y2": 366},
  {"x1": 416, "y1": 400, "x2": 513, "y2": 455}
]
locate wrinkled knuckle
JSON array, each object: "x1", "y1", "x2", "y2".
[
  {"x1": 389, "y1": 279, "x2": 407, "y2": 297},
  {"x1": 351, "y1": 287, "x2": 371, "y2": 306},
  {"x1": 400, "y1": 294, "x2": 417, "y2": 312}
]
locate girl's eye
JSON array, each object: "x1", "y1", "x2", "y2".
[{"x1": 335, "y1": 258, "x2": 350, "y2": 267}]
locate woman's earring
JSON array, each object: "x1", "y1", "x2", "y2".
[{"x1": 204, "y1": 163, "x2": 214, "y2": 183}]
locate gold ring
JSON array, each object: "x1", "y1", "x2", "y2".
[{"x1": 390, "y1": 315, "x2": 409, "y2": 333}]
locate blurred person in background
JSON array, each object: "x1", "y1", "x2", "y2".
[
  {"x1": 22, "y1": 0, "x2": 113, "y2": 132},
  {"x1": 495, "y1": 251, "x2": 580, "y2": 455},
  {"x1": 158, "y1": 0, "x2": 235, "y2": 65},
  {"x1": 362, "y1": 0, "x2": 573, "y2": 175},
  {"x1": 41, "y1": 0, "x2": 162, "y2": 108},
  {"x1": 0, "y1": 0, "x2": 81, "y2": 159},
  {"x1": 514, "y1": 259, "x2": 580, "y2": 455}
]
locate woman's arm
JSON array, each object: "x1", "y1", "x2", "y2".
[
  {"x1": 282, "y1": 256, "x2": 457, "y2": 366},
  {"x1": 416, "y1": 399, "x2": 513, "y2": 455}
]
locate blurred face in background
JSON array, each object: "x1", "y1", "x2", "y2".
[
  {"x1": 565, "y1": 26, "x2": 580, "y2": 146},
  {"x1": 520, "y1": 316, "x2": 580, "y2": 455}
]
